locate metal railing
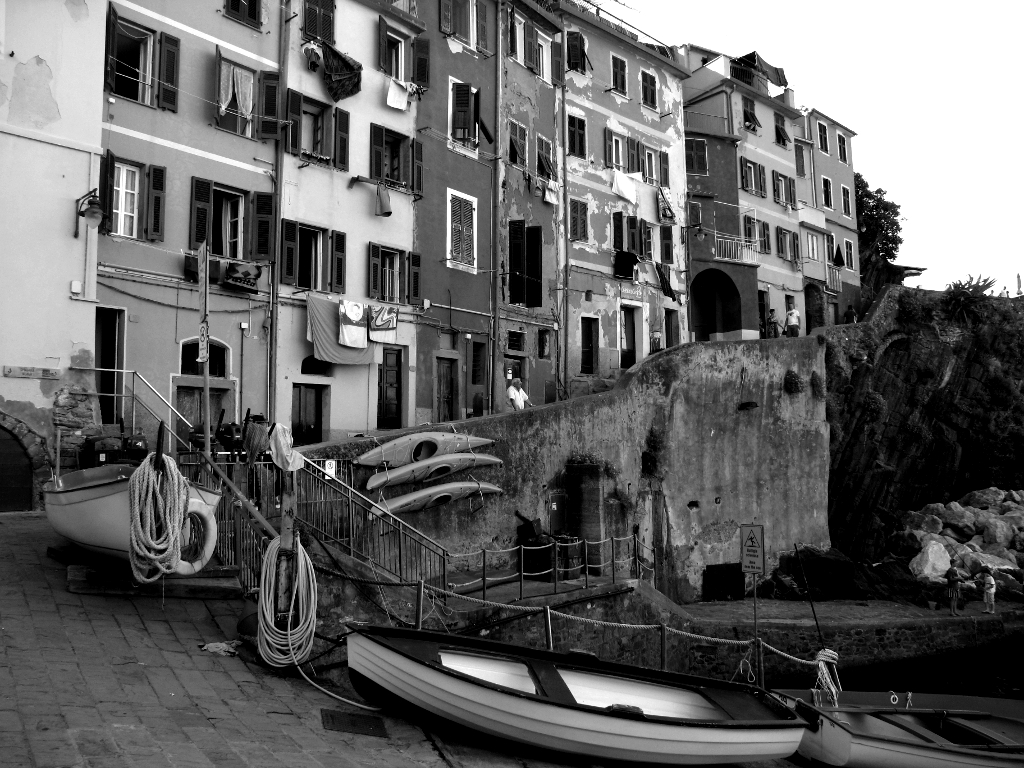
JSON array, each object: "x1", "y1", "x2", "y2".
[
  {"x1": 730, "y1": 65, "x2": 770, "y2": 96},
  {"x1": 827, "y1": 265, "x2": 843, "y2": 294},
  {"x1": 684, "y1": 111, "x2": 729, "y2": 136},
  {"x1": 714, "y1": 236, "x2": 759, "y2": 264}
]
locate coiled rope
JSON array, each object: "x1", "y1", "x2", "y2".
[
  {"x1": 128, "y1": 453, "x2": 190, "y2": 583},
  {"x1": 813, "y1": 648, "x2": 841, "y2": 706}
]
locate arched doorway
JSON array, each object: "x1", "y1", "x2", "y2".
[
  {"x1": 690, "y1": 269, "x2": 742, "y2": 342},
  {"x1": 804, "y1": 283, "x2": 826, "y2": 334},
  {"x1": 0, "y1": 425, "x2": 33, "y2": 512}
]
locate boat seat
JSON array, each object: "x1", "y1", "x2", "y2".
[
  {"x1": 948, "y1": 717, "x2": 1023, "y2": 747},
  {"x1": 698, "y1": 688, "x2": 779, "y2": 722},
  {"x1": 875, "y1": 714, "x2": 951, "y2": 745},
  {"x1": 531, "y1": 662, "x2": 577, "y2": 705}
]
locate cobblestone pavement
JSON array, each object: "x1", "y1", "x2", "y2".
[{"x1": 0, "y1": 512, "x2": 797, "y2": 768}]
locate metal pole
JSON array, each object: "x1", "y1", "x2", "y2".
[
  {"x1": 544, "y1": 606, "x2": 554, "y2": 651},
  {"x1": 753, "y1": 573, "x2": 761, "y2": 688},
  {"x1": 347, "y1": 484, "x2": 354, "y2": 557},
  {"x1": 519, "y1": 545, "x2": 524, "y2": 600},
  {"x1": 233, "y1": 500, "x2": 243, "y2": 568},
  {"x1": 416, "y1": 580, "x2": 424, "y2": 630},
  {"x1": 276, "y1": 472, "x2": 296, "y2": 619},
  {"x1": 130, "y1": 372, "x2": 136, "y2": 435},
  {"x1": 481, "y1": 548, "x2": 487, "y2": 603},
  {"x1": 552, "y1": 542, "x2": 558, "y2": 595},
  {"x1": 793, "y1": 542, "x2": 826, "y2": 649},
  {"x1": 583, "y1": 539, "x2": 589, "y2": 589},
  {"x1": 54, "y1": 428, "x2": 61, "y2": 481},
  {"x1": 611, "y1": 540, "x2": 616, "y2": 584},
  {"x1": 661, "y1": 623, "x2": 668, "y2": 671},
  {"x1": 634, "y1": 532, "x2": 640, "y2": 580},
  {"x1": 202, "y1": 245, "x2": 212, "y2": 463}
]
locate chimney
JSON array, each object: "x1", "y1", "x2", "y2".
[{"x1": 783, "y1": 88, "x2": 796, "y2": 108}]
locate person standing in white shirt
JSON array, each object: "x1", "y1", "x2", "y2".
[
  {"x1": 785, "y1": 307, "x2": 801, "y2": 337},
  {"x1": 507, "y1": 378, "x2": 533, "y2": 410}
]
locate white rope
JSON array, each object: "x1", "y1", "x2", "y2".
[
  {"x1": 257, "y1": 536, "x2": 317, "y2": 667},
  {"x1": 128, "y1": 453, "x2": 190, "y2": 583},
  {"x1": 813, "y1": 648, "x2": 841, "y2": 706}
]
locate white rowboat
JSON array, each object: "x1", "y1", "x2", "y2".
[
  {"x1": 348, "y1": 626, "x2": 806, "y2": 765},
  {"x1": 355, "y1": 432, "x2": 493, "y2": 468},
  {"x1": 366, "y1": 453, "x2": 502, "y2": 491}
]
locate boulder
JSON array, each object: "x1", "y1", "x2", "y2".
[
  {"x1": 940, "y1": 502, "x2": 976, "y2": 538},
  {"x1": 960, "y1": 487, "x2": 1006, "y2": 509},
  {"x1": 1014, "y1": 551, "x2": 1024, "y2": 569},
  {"x1": 889, "y1": 529, "x2": 923, "y2": 557},
  {"x1": 994, "y1": 572, "x2": 1024, "y2": 602},
  {"x1": 941, "y1": 527, "x2": 969, "y2": 544},
  {"x1": 910, "y1": 541, "x2": 951, "y2": 583},
  {"x1": 982, "y1": 543, "x2": 1016, "y2": 562},
  {"x1": 971, "y1": 552, "x2": 1021, "y2": 576},
  {"x1": 984, "y1": 517, "x2": 1015, "y2": 548},
  {"x1": 970, "y1": 508, "x2": 997, "y2": 532},
  {"x1": 906, "y1": 512, "x2": 943, "y2": 534},
  {"x1": 1013, "y1": 533, "x2": 1024, "y2": 552},
  {"x1": 1008, "y1": 490, "x2": 1024, "y2": 504},
  {"x1": 1000, "y1": 501, "x2": 1024, "y2": 515},
  {"x1": 1001, "y1": 511, "x2": 1024, "y2": 530}
]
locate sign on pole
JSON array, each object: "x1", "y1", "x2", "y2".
[
  {"x1": 197, "y1": 242, "x2": 210, "y2": 363},
  {"x1": 197, "y1": 320, "x2": 210, "y2": 363},
  {"x1": 740, "y1": 524, "x2": 765, "y2": 575}
]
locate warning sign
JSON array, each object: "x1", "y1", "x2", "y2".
[{"x1": 740, "y1": 524, "x2": 765, "y2": 575}]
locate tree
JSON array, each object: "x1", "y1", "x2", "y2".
[{"x1": 855, "y1": 173, "x2": 905, "y2": 305}]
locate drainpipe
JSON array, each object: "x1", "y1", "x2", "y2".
[
  {"x1": 490, "y1": 17, "x2": 502, "y2": 415},
  {"x1": 269, "y1": 0, "x2": 291, "y2": 422},
  {"x1": 558, "y1": 12, "x2": 570, "y2": 399}
]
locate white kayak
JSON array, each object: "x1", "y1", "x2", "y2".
[
  {"x1": 44, "y1": 464, "x2": 220, "y2": 576},
  {"x1": 366, "y1": 453, "x2": 503, "y2": 491},
  {"x1": 372, "y1": 481, "x2": 502, "y2": 514},
  {"x1": 356, "y1": 432, "x2": 494, "y2": 468}
]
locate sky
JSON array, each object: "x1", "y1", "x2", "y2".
[{"x1": 591, "y1": 0, "x2": 1024, "y2": 294}]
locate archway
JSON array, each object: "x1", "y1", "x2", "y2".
[
  {"x1": 0, "y1": 425, "x2": 33, "y2": 512},
  {"x1": 690, "y1": 269, "x2": 742, "y2": 342},
  {"x1": 804, "y1": 283, "x2": 827, "y2": 334}
]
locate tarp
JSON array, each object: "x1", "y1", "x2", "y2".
[
  {"x1": 735, "y1": 51, "x2": 788, "y2": 88},
  {"x1": 321, "y1": 43, "x2": 362, "y2": 102},
  {"x1": 654, "y1": 262, "x2": 677, "y2": 302},
  {"x1": 307, "y1": 295, "x2": 376, "y2": 365}
]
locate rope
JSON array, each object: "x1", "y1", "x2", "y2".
[
  {"x1": 550, "y1": 611, "x2": 660, "y2": 630},
  {"x1": 813, "y1": 648, "x2": 841, "y2": 706},
  {"x1": 666, "y1": 626, "x2": 753, "y2": 648},
  {"x1": 128, "y1": 453, "x2": 190, "y2": 583},
  {"x1": 424, "y1": 584, "x2": 540, "y2": 612},
  {"x1": 761, "y1": 642, "x2": 820, "y2": 666},
  {"x1": 257, "y1": 536, "x2": 317, "y2": 668}
]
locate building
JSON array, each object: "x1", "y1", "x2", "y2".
[
  {"x1": 542, "y1": 0, "x2": 689, "y2": 396},
  {"x1": 0, "y1": 0, "x2": 108, "y2": 507}
]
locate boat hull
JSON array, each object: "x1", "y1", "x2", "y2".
[
  {"x1": 372, "y1": 481, "x2": 501, "y2": 514},
  {"x1": 348, "y1": 628, "x2": 804, "y2": 765},
  {"x1": 355, "y1": 432, "x2": 494, "y2": 468},
  {"x1": 366, "y1": 453, "x2": 502, "y2": 491}
]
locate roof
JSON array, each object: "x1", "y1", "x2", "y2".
[{"x1": 806, "y1": 108, "x2": 857, "y2": 137}]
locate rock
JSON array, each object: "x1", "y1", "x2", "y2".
[
  {"x1": 1013, "y1": 533, "x2": 1024, "y2": 552},
  {"x1": 1000, "y1": 501, "x2": 1024, "y2": 515},
  {"x1": 941, "y1": 527, "x2": 969, "y2": 544},
  {"x1": 984, "y1": 518, "x2": 1015, "y2": 548},
  {"x1": 983, "y1": 543, "x2": 1016, "y2": 562},
  {"x1": 1014, "y1": 551, "x2": 1024, "y2": 569},
  {"x1": 910, "y1": 541, "x2": 951, "y2": 583},
  {"x1": 1001, "y1": 511, "x2": 1024, "y2": 530},
  {"x1": 960, "y1": 487, "x2": 1006, "y2": 509},
  {"x1": 994, "y1": 572, "x2": 1024, "y2": 602},
  {"x1": 971, "y1": 552, "x2": 1021, "y2": 576},
  {"x1": 1009, "y1": 490, "x2": 1024, "y2": 504},
  {"x1": 907, "y1": 512, "x2": 943, "y2": 534},
  {"x1": 939, "y1": 502, "x2": 976, "y2": 538},
  {"x1": 889, "y1": 529, "x2": 923, "y2": 557},
  {"x1": 942, "y1": 537, "x2": 977, "y2": 570},
  {"x1": 920, "y1": 502, "x2": 946, "y2": 517},
  {"x1": 966, "y1": 540, "x2": 983, "y2": 553}
]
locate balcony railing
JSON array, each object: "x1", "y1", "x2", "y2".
[
  {"x1": 827, "y1": 265, "x2": 843, "y2": 294},
  {"x1": 729, "y1": 65, "x2": 770, "y2": 96},
  {"x1": 714, "y1": 236, "x2": 759, "y2": 264},
  {"x1": 389, "y1": 0, "x2": 417, "y2": 15},
  {"x1": 684, "y1": 111, "x2": 729, "y2": 136}
]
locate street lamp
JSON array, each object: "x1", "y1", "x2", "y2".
[
  {"x1": 73, "y1": 189, "x2": 104, "y2": 238},
  {"x1": 683, "y1": 223, "x2": 706, "y2": 241}
]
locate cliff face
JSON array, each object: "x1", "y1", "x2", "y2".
[{"x1": 825, "y1": 287, "x2": 1024, "y2": 560}]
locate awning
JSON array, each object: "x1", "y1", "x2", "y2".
[
  {"x1": 735, "y1": 51, "x2": 788, "y2": 88},
  {"x1": 658, "y1": 186, "x2": 677, "y2": 224},
  {"x1": 307, "y1": 295, "x2": 376, "y2": 365}
]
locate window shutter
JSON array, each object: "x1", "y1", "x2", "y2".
[
  {"x1": 227, "y1": 0, "x2": 243, "y2": 21},
  {"x1": 758, "y1": 164, "x2": 767, "y2": 197},
  {"x1": 577, "y1": 119, "x2": 586, "y2": 156},
  {"x1": 787, "y1": 177, "x2": 796, "y2": 206},
  {"x1": 476, "y1": 1, "x2": 488, "y2": 53},
  {"x1": 408, "y1": 252, "x2": 422, "y2": 304},
  {"x1": 791, "y1": 231, "x2": 800, "y2": 259},
  {"x1": 412, "y1": 37, "x2": 430, "y2": 87},
  {"x1": 277, "y1": 219, "x2": 297, "y2": 285},
  {"x1": 189, "y1": 177, "x2": 213, "y2": 250},
  {"x1": 252, "y1": 191, "x2": 275, "y2": 260},
  {"x1": 640, "y1": 220, "x2": 651, "y2": 258},
  {"x1": 450, "y1": 196, "x2": 463, "y2": 259},
  {"x1": 258, "y1": 72, "x2": 281, "y2": 140},
  {"x1": 304, "y1": 0, "x2": 319, "y2": 38},
  {"x1": 439, "y1": 0, "x2": 453, "y2": 34},
  {"x1": 776, "y1": 227, "x2": 784, "y2": 256},
  {"x1": 660, "y1": 225, "x2": 673, "y2": 264},
  {"x1": 328, "y1": 231, "x2": 346, "y2": 293},
  {"x1": 551, "y1": 41, "x2": 564, "y2": 86},
  {"x1": 660, "y1": 150, "x2": 670, "y2": 187},
  {"x1": 412, "y1": 139, "x2": 423, "y2": 193},
  {"x1": 245, "y1": 0, "x2": 260, "y2": 26},
  {"x1": 627, "y1": 138, "x2": 639, "y2": 174},
  {"x1": 378, "y1": 16, "x2": 389, "y2": 72},
  {"x1": 104, "y1": 4, "x2": 119, "y2": 92},
  {"x1": 461, "y1": 196, "x2": 474, "y2": 264},
  {"x1": 101, "y1": 150, "x2": 116, "y2": 232},
  {"x1": 739, "y1": 158, "x2": 748, "y2": 190},
  {"x1": 613, "y1": 211, "x2": 623, "y2": 251},
  {"x1": 771, "y1": 170, "x2": 779, "y2": 202},
  {"x1": 626, "y1": 215, "x2": 639, "y2": 254},
  {"x1": 507, "y1": 5, "x2": 517, "y2": 57},
  {"x1": 568, "y1": 201, "x2": 579, "y2": 241},
  {"x1": 370, "y1": 123, "x2": 385, "y2": 180},
  {"x1": 686, "y1": 201, "x2": 701, "y2": 227},
  {"x1": 287, "y1": 89, "x2": 302, "y2": 155},
  {"x1": 604, "y1": 127, "x2": 614, "y2": 167},
  {"x1": 697, "y1": 141, "x2": 708, "y2": 173},
  {"x1": 474, "y1": 89, "x2": 492, "y2": 144},
  {"x1": 566, "y1": 31, "x2": 584, "y2": 72},
  {"x1": 639, "y1": 143, "x2": 648, "y2": 180},
  {"x1": 157, "y1": 33, "x2": 180, "y2": 112},
  {"x1": 145, "y1": 165, "x2": 167, "y2": 242},
  {"x1": 762, "y1": 221, "x2": 770, "y2": 253},
  {"x1": 509, "y1": 220, "x2": 525, "y2": 304},
  {"x1": 524, "y1": 22, "x2": 538, "y2": 70},
  {"x1": 368, "y1": 243, "x2": 382, "y2": 298},
  {"x1": 332, "y1": 108, "x2": 349, "y2": 171},
  {"x1": 452, "y1": 83, "x2": 472, "y2": 136},
  {"x1": 525, "y1": 226, "x2": 543, "y2": 308},
  {"x1": 319, "y1": 0, "x2": 334, "y2": 43},
  {"x1": 795, "y1": 144, "x2": 805, "y2": 176}
]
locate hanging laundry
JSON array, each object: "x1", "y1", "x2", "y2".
[
  {"x1": 369, "y1": 305, "x2": 399, "y2": 343},
  {"x1": 307, "y1": 296, "x2": 376, "y2": 365},
  {"x1": 611, "y1": 169, "x2": 638, "y2": 204},
  {"x1": 268, "y1": 423, "x2": 305, "y2": 472},
  {"x1": 339, "y1": 300, "x2": 368, "y2": 348},
  {"x1": 386, "y1": 78, "x2": 410, "y2": 110},
  {"x1": 241, "y1": 420, "x2": 270, "y2": 465},
  {"x1": 321, "y1": 42, "x2": 363, "y2": 101},
  {"x1": 543, "y1": 178, "x2": 560, "y2": 205}
]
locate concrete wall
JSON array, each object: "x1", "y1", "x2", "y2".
[{"x1": 307, "y1": 335, "x2": 831, "y2": 602}]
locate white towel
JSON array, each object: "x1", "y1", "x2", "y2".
[
  {"x1": 368, "y1": 305, "x2": 399, "y2": 343},
  {"x1": 446, "y1": 37, "x2": 464, "y2": 54},
  {"x1": 543, "y1": 178, "x2": 560, "y2": 205},
  {"x1": 386, "y1": 78, "x2": 409, "y2": 110},
  {"x1": 611, "y1": 169, "x2": 638, "y2": 204},
  {"x1": 269, "y1": 424, "x2": 305, "y2": 472},
  {"x1": 338, "y1": 300, "x2": 368, "y2": 348}
]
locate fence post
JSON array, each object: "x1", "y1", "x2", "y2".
[
  {"x1": 583, "y1": 539, "x2": 589, "y2": 589},
  {"x1": 611, "y1": 539, "x2": 616, "y2": 585},
  {"x1": 481, "y1": 548, "x2": 488, "y2": 602},
  {"x1": 661, "y1": 623, "x2": 668, "y2": 671},
  {"x1": 398, "y1": 529, "x2": 404, "y2": 582},
  {"x1": 552, "y1": 542, "x2": 558, "y2": 595},
  {"x1": 544, "y1": 606, "x2": 554, "y2": 651},
  {"x1": 347, "y1": 484, "x2": 354, "y2": 557},
  {"x1": 276, "y1": 472, "x2": 296, "y2": 619},
  {"x1": 233, "y1": 500, "x2": 243, "y2": 569},
  {"x1": 634, "y1": 532, "x2": 641, "y2": 580},
  {"x1": 519, "y1": 545, "x2": 524, "y2": 600},
  {"x1": 416, "y1": 580, "x2": 424, "y2": 630}
]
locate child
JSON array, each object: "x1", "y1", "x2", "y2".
[
  {"x1": 945, "y1": 565, "x2": 962, "y2": 616},
  {"x1": 980, "y1": 567, "x2": 996, "y2": 614}
]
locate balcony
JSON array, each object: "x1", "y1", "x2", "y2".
[
  {"x1": 714, "y1": 236, "x2": 759, "y2": 265},
  {"x1": 729, "y1": 64, "x2": 770, "y2": 96},
  {"x1": 797, "y1": 204, "x2": 826, "y2": 230},
  {"x1": 389, "y1": 0, "x2": 417, "y2": 15},
  {"x1": 684, "y1": 111, "x2": 730, "y2": 136},
  {"x1": 826, "y1": 265, "x2": 842, "y2": 294}
]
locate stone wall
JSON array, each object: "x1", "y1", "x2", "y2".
[{"x1": 306, "y1": 336, "x2": 831, "y2": 603}]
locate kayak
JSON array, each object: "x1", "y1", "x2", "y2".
[
  {"x1": 356, "y1": 432, "x2": 494, "y2": 468},
  {"x1": 366, "y1": 453, "x2": 502, "y2": 491},
  {"x1": 372, "y1": 481, "x2": 502, "y2": 514}
]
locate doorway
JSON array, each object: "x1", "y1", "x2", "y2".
[
  {"x1": 377, "y1": 347, "x2": 403, "y2": 430},
  {"x1": 175, "y1": 387, "x2": 226, "y2": 450},
  {"x1": 95, "y1": 307, "x2": 125, "y2": 425},
  {"x1": 292, "y1": 384, "x2": 325, "y2": 446},
  {"x1": 436, "y1": 358, "x2": 456, "y2": 423},
  {"x1": 0, "y1": 426, "x2": 32, "y2": 512},
  {"x1": 620, "y1": 306, "x2": 637, "y2": 369},
  {"x1": 758, "y1": 290, "x2": 768, "y2": 339}
]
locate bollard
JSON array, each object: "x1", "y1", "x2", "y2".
[
  {"x1": 661, "y1": 623, "x2": 668, "y2": 671},
  {"x1": 519, "y1": 545, "x2": 524, "y2": 600},
  {"x1": 583, "y1": 539, "x2": 589, "y2": 589},
  {"x1": 552, "y1": 541, "x2": 558, "y2": 595},
  {"x1": 481, "y1": 548, "x2": 488, "y2": 602},
  {"x1": 544, "y1": 606, "x2": 554, "y2": 651},
  {"x1": 634, "y1": 533, "x2": 641, "y2": 579}
]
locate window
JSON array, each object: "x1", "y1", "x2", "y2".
[
  {"x1": 211, "y1": 187, "x2": 245, "y2": 260},
  {"x1": 620, "y1": 307, "x2": 637, "y2": 369},
  {"x1": 507, "y1": 331, "x2": 525, "y2": 351},
  {"x1": 535, "y1": 32, "x2": 551, "y2": 81},
  {"x1": 450, "y1": 0, "x2": 475, "y2": 45},
  {"x1": 841, "y1": 185, "x2": 852, "y2": 217},
  {"x1": 513, "y1": 16, "x2": 547, "y2": 76},
  {"x1": 302, "y1": 0, "x2": 335, "y2": 44},
  {"x1": 509, "y1": 221, "x2": 543, "y2": 307},
  {"x1": 743, "y1": 215, "x2": 756, "y2": 243},
  {"x1": 822, "y1": 176, "x2": 834, "y2": 209},
  {"x1": 740, "y1": 158, "x2": 766, "y2": 197},
  {"x1": 379, "y1": 248, "x2": 401, "y2": 302},
  {"x1": 449, "y1": 191, "x2": 477, "y2": 267},
  {"x1": 368, "y1": 244, "x2": 418, "y2": 304},
  {"x1": 611, "y1": 56, "x2": 626, "y2": 94},
  {"x1": 370, "y1": 124, "x2": 413, "y2": 187},
  {"x1": 774, "y1": 113, "x2": 790, "y2": 147},
  {"x1": 301, "y1": 100, "x2": 327, "y2": 157},
  {"x1": 838, "y1": 134, "x2": 848, "y2": 164},
  {"x1": 660, "y1": 225, "x2": 673, "y2": 264},
  {"x1": 181, "y1": 340, "x2": 226, "y2": 377},
  {"x1": 685, "y1": 138, "x2": 708, "y2": 174},
  {"x1": 217, "y1": 54, "x2": 255, "y2": 138},
  {"x1": 643, "y1": 147, "x2": 657, "y2": 185},
  {"x1": 664, "y1": 309, "x2": 679, "y2": 348},
  {"x1": 538, "y1": 330, "x2": 550, "y2": 359},
  {"x1": 471, "y1": 342, "x2": 486, "y2": 385},
  {"x1": 759, "y1": 221, "x2": 771, "y2": 254},
  {"x1": 686, "y1": 201, "x2": 702, "y2": 228},
  {"x1": 791, "y1": 231, "x2": 800, "y2": 260},
  {"x1": 110, "y1": 18, "x2": 155, "y2": 104},
  {"x1": 111, "y1": 162, "x2": 141, "y2": 238},
  {"x1": 225, "y1": 0, "x2": 262, "y2": 29},
  {"x1": 508, "y1": 119, "x2": 528, "y2": 167},
  {"x1": 641, "y1": 220, "x2": 653, "y2": 259},
  {"x1": 742, "y1": 96, "x2": 760, "y2": 130},
  {"x1": 607, "y1": 132, "x2": 624, "y2": 169},
  {"x1": 776, "y1": 227, "x2": 788, "y2": 259},
  {"x1": 845, "y1": 240, "x2": 855, "y2": 272},
  {"x1": 536, "y1": 135, "x2": 555, "y2": 180},
  {"x1": 448, "y1": 79, "x2": 490, "y2": 150},
  {"x1": 568, "y1": 116, "x2": 586, "y2": 158},
  {"x1": 641, "y1": 71, "x2": 657, "y2": 109},
  {"x1": 569, "y1": 199, "x2": 588, "y2": 242},
  {"x1": 383, "y1": 32, "x2": 404, "y2": 79},
  {"x1": 795, "y1": 144, "x2": 806, "y2": 177},
  {"x1": 297, "y1": 225, "x2": 323, "y2": 290},
  {"x1": 772, "y1": 171, "x2": 795, "y2": 206},
  {"x1": 817, "y1": 121, "x2": 829, "y2": 153},
  {"x1": 566, "y1": 31, "x2": 587, "y2": 73},
  {"x1": 807, "y1": 233, "x2": 819, "y2": 261},
  {"x1": 580, "y1": 317, "x2": 598, "y2": 374}
]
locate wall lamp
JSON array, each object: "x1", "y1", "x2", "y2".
[
  {"x1": 74, "y1": 189, "x2": 104, "y2": 238},
  {"x1": 683, "y1": 223, "x2": 706, "y2": 242}
]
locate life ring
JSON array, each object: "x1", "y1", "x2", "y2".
[{"x1": 175, "y1": 495, "x2": 218, "y2": 576}]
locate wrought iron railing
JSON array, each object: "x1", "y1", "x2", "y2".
[
  {"x1": 827, "y1": 265, "x2": 843, "y2": 294},
  {"x1": 714, "y1": 236, "x2": 759, "y2": 264},
  {"x1": 729, "y1": 64, "x2": 770, "y2": 96}
]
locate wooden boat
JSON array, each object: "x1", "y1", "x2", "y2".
[
  {"x1": 44, "y1": 464, "x2": 220, "y2": 576},
  {"x1": 356, "y1": 432, "x2": 494, "y2": 468},
  {"x1": 348, "y1": 626, "x2": 806, "y2": 765},
  {"x1": 372, "y1": 481, "x2": 501, "y2": 514},
  {"x1": 366, "y1": 453, "x2": 502, "y2": 491},
  {"x1": 773, "y1": 689, "x2": 1024, "y2": 768}
]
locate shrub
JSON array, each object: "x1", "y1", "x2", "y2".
[
  {"x1": 811, "y1": 371, "x2": 826, "y2": 399},
  {"x1": 863, "y1": 391, "x2": 887, "y2": 421},
  {"x1": 943, "y1": 275, "x2": 996, "y2": 325},
  {"x1": 784, "y1": 370, "x2": 805, "y2": 394}
]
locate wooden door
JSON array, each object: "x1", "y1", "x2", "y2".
[
  {"x1": 376, "y1": 348, "x2": 402, "y2": 430},
  {"x1": 175, "y1": 387, "x2": 225, "y2": 451},
  {"x1": 0, "y1": 427, "x2": 31, "y2": 512},
  {"x1": 436, "y1": 358, "x2": 455, "y2": 423},
  {"x1": 291, "y1": 384, "x2": 323, "y2": 446}
]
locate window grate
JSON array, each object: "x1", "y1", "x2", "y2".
[{"x1": 507, "y1": 331, "x2": 525, "y2": 352}]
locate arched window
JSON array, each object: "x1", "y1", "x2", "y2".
[
  {"x1": 181, "y1": 340, "x2": 228, "y2": 377},
  {"x1": 301, "y1": 355, "x2": 332, "y2": 376}
]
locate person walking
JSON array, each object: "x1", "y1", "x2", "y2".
[
  {"x1": 766, "y1": 309, "x2": 781, "y2": 338},
  {"x1": 507, "y1": 378, "x2": 533, "y2": 411},
  {"x1": 843, "y1": 304, "x2": 858, "y2": 324},
  {"x1": 945, "y1": 565, "x2": 963, "y2": 616},
  {"x1": 785, "y1": 306, "x2": 801, "y2": 337},
  {"x1": 980, "y1": 567, "x2": 996, "y2": 614}
]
